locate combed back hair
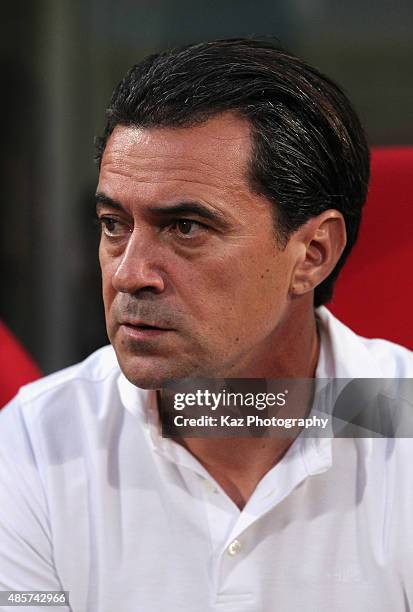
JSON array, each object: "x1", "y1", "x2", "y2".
[{"x1": 96, "y1": 38, "x2": 370, "y2": 307}]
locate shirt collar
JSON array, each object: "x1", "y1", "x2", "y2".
[
  {"x1": 315, "y1": 306, "x2": 376, "y2": 457},
  {"x1": 315, "y1": 306, "x2": 383, "y2": 378}
]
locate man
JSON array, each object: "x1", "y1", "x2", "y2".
[{"x1": 1, "y1": 38, "x2": 412, "y2": 611}]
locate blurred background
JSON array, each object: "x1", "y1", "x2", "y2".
[{"x1": 1, "y1": 0, "x2": 412, "y2": 375}]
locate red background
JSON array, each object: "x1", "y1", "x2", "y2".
[{"x1": 330, "y1": 147, "x2": 413, "y2": 350}]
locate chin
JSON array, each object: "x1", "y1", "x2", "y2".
[
  {"x1": 111, "y1": 337, "x2": 219, "y2": 388},
  {"x1": 115, "y1": 353, "x2": 188, "y2": 390},
  {"x1": 118, "y1": 362, "x2": 169, "y2": 390}
]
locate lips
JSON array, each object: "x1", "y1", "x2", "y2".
[
  {"x1": 119, "y1": 320, "x2": 175, "y2": 342},
  {"x1": 122, "y1": 320, "x2": 171, "y2": 331}
]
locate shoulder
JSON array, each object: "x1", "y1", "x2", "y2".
[
  {"x1": 15, "y1": 344, "x2": 119, "y2": 407},
  {"x1": 17, "y1": 344, "x2": 119, "y2": 403},
  {"x1": 0, "y1": 345, "x2": 121, "y2": 454},
  {"x1": 316, "y1": 307, "x2": 413, "y2": 378}
]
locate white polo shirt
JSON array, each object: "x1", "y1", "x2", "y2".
[{"x1": 1, "y1": 307, "x2": 413, "y2": 612}]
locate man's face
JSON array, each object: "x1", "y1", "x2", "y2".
[{"x1": 97, "y1": 113, "x2": 299, "y2": 388}]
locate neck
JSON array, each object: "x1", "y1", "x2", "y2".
[{"x1": 162, "y1": 303, "x2": 320, "y2": 509}]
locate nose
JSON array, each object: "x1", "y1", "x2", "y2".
[{"x1": 111, "y1": 227, "x2": 165, "y2": 295}]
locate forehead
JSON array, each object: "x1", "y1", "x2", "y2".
[{"x1": 98, "y1": 113, "x2": 256, "y2": 205}]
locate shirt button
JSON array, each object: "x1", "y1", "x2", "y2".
[{"x1": 227, "y1": 539, "x2": 242, "y2": 556}]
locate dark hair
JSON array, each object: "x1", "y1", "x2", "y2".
[{"x1": 96, "y1": 38, "x2": 370, "y2": 307}]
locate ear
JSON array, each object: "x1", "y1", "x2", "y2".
[{"x1": 289, "y1": 210, "x2": 347, "y2": 297}]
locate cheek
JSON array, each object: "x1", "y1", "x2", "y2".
[
  {"x1": 179, "y1": 248, "x2": 287, "y2": 325},
  {"x1": 220, "y1": 254, "x2": 291, "y2": 337},
  {"x1": 218, "y1": 248, "x2": 286, "y2": 296}
]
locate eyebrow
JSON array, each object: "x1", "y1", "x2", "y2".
[
  {"x1": 95, "y1": 193, "x2": 125, "y2": 213},
  {"x1": 95, "y1": 192, "x2": 228, "y2": 227}
]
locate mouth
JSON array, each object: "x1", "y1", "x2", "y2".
[{"x1": 120, "y1": 322, "x2": 174, "y2": 339}]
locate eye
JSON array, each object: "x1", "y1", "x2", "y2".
[
  {"x1": 99, "y1": 216, "x2": 131, "y2": 238},
  {"x1": 172, "y1": 219, "x2": 205, "y2": 238}
]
